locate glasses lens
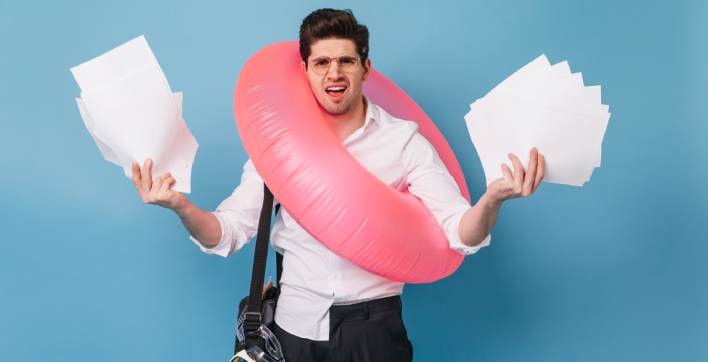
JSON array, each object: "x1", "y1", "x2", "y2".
[
  {"x1": 338, "y1": 55, "x2": 358, "y2": 72},
  {"x1": 259, "y1": 325, "x2": 283, "y2": 359},
  {"x1": 310, "y1": 57, "x2": 331, "y2": 74}
]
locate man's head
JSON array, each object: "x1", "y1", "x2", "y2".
[{"x1": 300, "y1": 9, "x2": 371, "y2": 115}]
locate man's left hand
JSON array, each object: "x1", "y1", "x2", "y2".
[{"x1": 486, "y1": 147, "x2": 545, "y2": 204}]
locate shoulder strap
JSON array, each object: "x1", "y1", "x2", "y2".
[
  {"x1": 275, "y1": 204, "x2": 282, "y2": 287},
  {"x1": 243, "y1": 183, "x2": 275, "y2": 347}
]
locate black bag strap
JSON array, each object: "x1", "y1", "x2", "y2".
[
  {"x1": 243, "y1": 183, "x2": 275, "y2": 347},
  {"x1": 275, "y1": 204, "x2": 282, "y2": 287}
]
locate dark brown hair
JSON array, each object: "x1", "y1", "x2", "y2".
[{"x1": 299, "y1": 9, "x2": 369, "y2": 65}]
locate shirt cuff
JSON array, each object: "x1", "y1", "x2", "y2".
[
  {"x1": 189, "y1": 212, "x2": 232, "y2": 258},
  {"x1": 447, "y1": 211, "x2": 491, "y2": 256}
]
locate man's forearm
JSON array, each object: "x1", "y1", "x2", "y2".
[
  {"x1": 174, "y1": 199, "x2": 222, "y2": 248},
  {"x1": 458, "y1": 192, "x2": 502, "y2": 247}
]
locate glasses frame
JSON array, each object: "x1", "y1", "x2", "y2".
[{"x1": 308, "y1": 54, "x2": 361, "y2": 75}]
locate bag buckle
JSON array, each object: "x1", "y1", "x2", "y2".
[{"x1": 244, "y1": 312, "x2": 262, "y2": 336}]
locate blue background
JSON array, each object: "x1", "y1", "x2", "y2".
[{"x1": 1, "y1": 0, "x2": 706, "y2": 360}]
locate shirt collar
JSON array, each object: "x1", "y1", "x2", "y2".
[
  {"x1": 363, "y1": 96, "x2": 382, "y2": 129},
  {"x1": 342, "y1": 96, "x2": 382, "y2": 146}
]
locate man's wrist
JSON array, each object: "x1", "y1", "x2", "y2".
[
  {"x1": 478, "y1": 192, "x2": 503, "y2": 210},
  {"x1": 172, "y1": 196, "x2": 192, "y2": 218}
]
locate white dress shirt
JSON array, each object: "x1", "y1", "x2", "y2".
[{"x1": 191, "y1": 97, "x2": 491, "y2": 341}]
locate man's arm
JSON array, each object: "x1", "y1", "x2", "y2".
[
  {"x1": 458, "y1": 148, "x2": 545, "y2": 247},
  {"x1": 131, "y1": 158, "x2": 221, "y2": 248}
]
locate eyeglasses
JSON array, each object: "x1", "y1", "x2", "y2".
[{"x1": 308, "y1": 54, "x2": 361, "y2": 75}]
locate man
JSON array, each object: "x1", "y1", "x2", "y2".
[{"x1": 131, "y1": 8, "x2": 544, "y2": 362}]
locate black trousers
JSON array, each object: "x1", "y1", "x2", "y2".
[{"x1": 273, "y1": 296, "x2": 414, "y2": 362}]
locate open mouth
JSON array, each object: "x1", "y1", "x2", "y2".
[{"x1": 325, "y1": 85, "x2": 348, "y2": 99}]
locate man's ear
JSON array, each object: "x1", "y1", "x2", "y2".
[
  {"x1": 301, "y1": 61, "x2": 307, "y2": 73},
  {"x1": 361, "y1": 58, "x2": 372, "y2": 82}
]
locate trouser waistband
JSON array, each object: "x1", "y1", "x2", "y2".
[{"x1": 329, "y1": 295, "x2": 402, "y2": 320}]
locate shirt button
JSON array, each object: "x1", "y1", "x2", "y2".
[{"x1": 333, "y1": 275, "x2": 338, "y2": 279}]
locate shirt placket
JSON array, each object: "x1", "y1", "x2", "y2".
[{"x1": 328, "y1": 249, "x2": 344, "y2": 302}]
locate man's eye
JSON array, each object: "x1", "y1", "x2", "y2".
[
  {"x1": 340, "y1": 57, "x2": 356, "y2": 64},
  {"x1": 314, "y1": 59, "x2": 328, "y2": 66}
]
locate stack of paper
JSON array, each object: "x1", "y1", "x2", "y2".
[
  {"x1": 71, "y1": 35, "x2": 198, "y2": 193},
  {"x1": 465, "y1": 55, "x2": 610, "y2": 187}
]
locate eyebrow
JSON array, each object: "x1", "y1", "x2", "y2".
[{"x1": 311, "y1": 53, "x2": 358, "y2": 59}]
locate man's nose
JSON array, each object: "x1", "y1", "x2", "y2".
[{"x1": 326, "y1": 59, "x2": 345, "y2": 79}]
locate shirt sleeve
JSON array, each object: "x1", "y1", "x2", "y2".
[
  {"x1": 402, "y1": 124, "x2": 490, "y2": 256},
  {"x1": 190, "y1": 159, "x2": 275, "y2": 257}
]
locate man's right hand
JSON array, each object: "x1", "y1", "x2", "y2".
[{"x1": 132, "y1": 158, "x2": 186, "y2": 211}]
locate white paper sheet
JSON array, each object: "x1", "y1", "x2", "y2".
[
  {"x1": 499, "y1": 61, "x2": 572, "y2": 90},
  {"x1": 489, "y1": 54, "x2": 552, "y2": 93},
  {"x1": 466, "y1": 56, "x2": 610, "y2": 187},
  {"x1": 71, "y1": 35, "x2": 177, "y2": 114},
  {"x1": 500, "y1": 79, "x2": 607, "y2": 169},
  {"x1": 76, "y1": 98, "x2": 121, "y2": 165},
  {"x1": 71, "y1": 36, "x2": 198, "y2": 193}
]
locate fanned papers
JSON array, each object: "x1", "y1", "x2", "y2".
[
  {"x1": 465, "y1": 55, "x2": 610, "y2": 187},
  {"x1": 71, "y1": 36, "x2": 198, "y2": 193}
]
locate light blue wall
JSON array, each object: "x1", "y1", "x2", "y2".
[{"x1": 1, "y1": 0, "x2": 706, "y2": 360}]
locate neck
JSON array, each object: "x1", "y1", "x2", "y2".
[{"x1": 323, "y1": 95, "x2": 367, "y2": 143}]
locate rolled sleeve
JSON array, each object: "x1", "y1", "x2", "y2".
[
  {"x1": 446, "y1": 210, "x2": 491, "y2": 255},
  {"x1": 190, "y1": 212, "x2": 241, "y2": 257},
  {"x1": 190, "y1": 159, "x2": 264, "y2": 257}
]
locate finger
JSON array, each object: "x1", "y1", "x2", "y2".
[
  {"x1": 501, "y1": 163, "x2": 513, "y2": 182},
  {"x1": 149, "y1": 172, "x2": 171, "y2": 197},
  {"x1": 157, "y1": 173, "x2": 173, "y2": 194},
  {"x1": 532, "y1": 154, "x2": 546, "y2": 193},
  {"x1": 523, "y1": 148, "x2": 538, "y2": 196},
  {"x1": 132, "y1": 161, "x2": 142, "y2": 193},
  {"x1": 158, "y1": 176, "x2": 176, "y2": 196},
  {"x1": 141, "y1": 158, "x2": 153, "y2": 196},
  {"x1": 509, "y1": 153, "x2": 524, "y2": 189}
]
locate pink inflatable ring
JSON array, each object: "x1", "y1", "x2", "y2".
[{"x1": 234, "y1": 41, "x2": 470, "y2": 283}]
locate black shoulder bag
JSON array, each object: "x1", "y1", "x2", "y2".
[{"x1": 232, "y1": 184, "x2": 285, "y2": 362}]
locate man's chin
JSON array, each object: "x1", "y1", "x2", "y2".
[
  {"x1": 322, "y1": 106, "x2": 348, "y2": 116},
  {"x1": 321, "y1": 99, "x2": 355, "y2": 116}
]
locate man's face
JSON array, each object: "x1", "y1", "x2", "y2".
[{"x1": 302, "y1": 38, "x2": 371, "y2": 115}]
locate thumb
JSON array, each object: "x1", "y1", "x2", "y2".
[{"x1": 500, "y1": 163, "x2": 513, "y2": 182}]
